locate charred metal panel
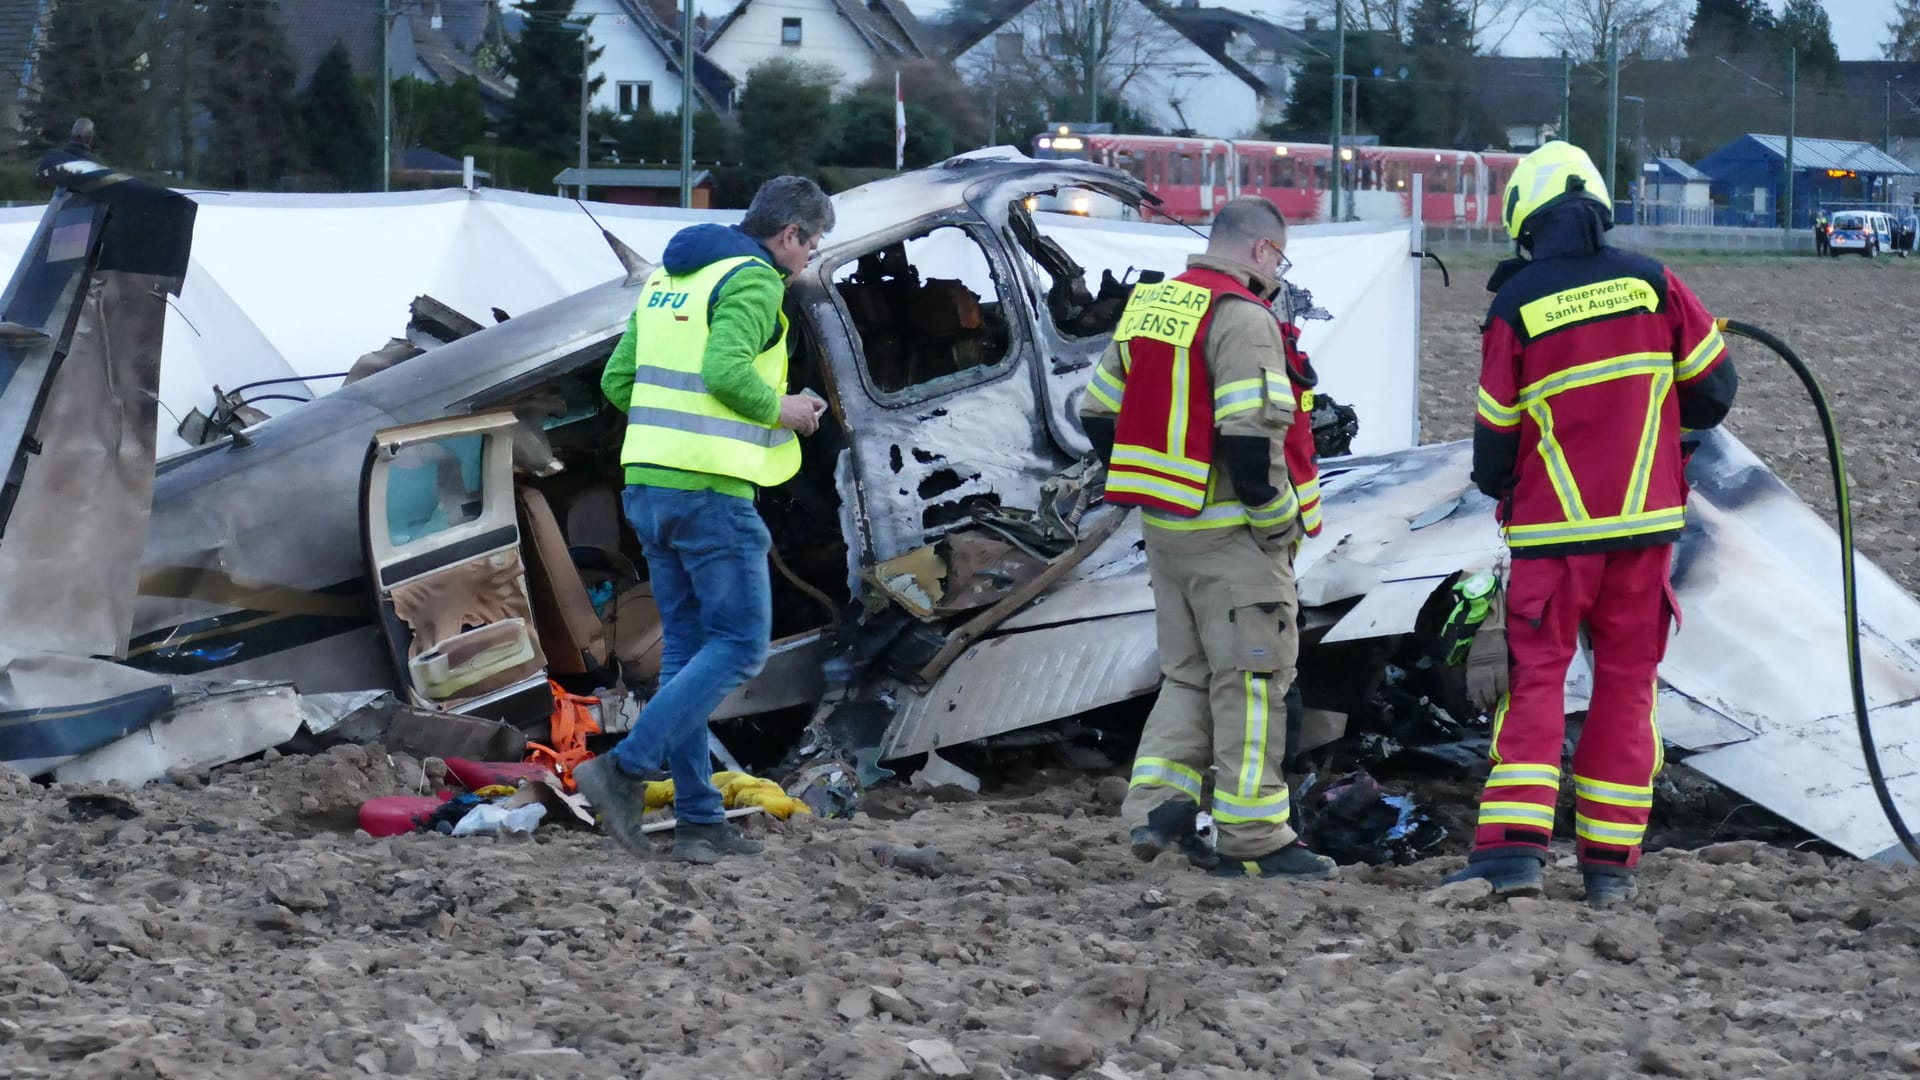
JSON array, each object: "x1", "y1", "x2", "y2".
[{"x1": 882, "y1": 609, "x2": 1161, "y2": 758}]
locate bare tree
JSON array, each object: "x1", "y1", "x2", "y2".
[
  {"x1": 1292, "y1": 0, "x2": 1410, "y2": 40},
  {"x1": 1539, "y1": 0, "x2": 1679, "y2": 61},
  {"x1": 956, "y1": 0, "x2": 1194, "y2": 124},
  {"x1": 1461, "y1": 0, "x2": 1541, "y2": 53}
]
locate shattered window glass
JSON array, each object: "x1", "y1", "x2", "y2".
[
  {"x1": 832, "y1": 225, "x2": 1012, "y2": 397},
  {"x1": 385, "y1": 434, "x2": 486, "y2": 547}
]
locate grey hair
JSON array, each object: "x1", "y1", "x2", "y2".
[
  {"x1": 1208, "y1": 196, "x2": 1287, "y2": 253},
  {"x1": 740, "y1": 175, "x2": 835, "y2": 242},
  {"x1": 70, "y1": 117, "x2": 95, "y2": 146}
]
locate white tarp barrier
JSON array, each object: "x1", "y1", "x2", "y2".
[
  {"x1": 1, "y1": 190, "x2": 741, "y2": 458},
  {"x1": 1034, "y1": 213, "x2": 1422, "y2": 454}
]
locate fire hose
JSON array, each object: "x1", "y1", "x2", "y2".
[{"x1": 1719, "y1": 318, "x2": 1920, "y2": 865}]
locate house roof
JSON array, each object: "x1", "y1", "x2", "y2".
[
  {"x1": 1148, "y1": 5, "x2": 1314, "y2": 97},
  {"x1": 552, "y1": 166, "x2": 715, "y2": 188},
  {"x1": 407, "y1": 2, "x2": 514, "y2": 105},
  {"x1": 274, "y1": 0, "x2": 383, "y2": 89},
  {"x1": 1741, "y1": 134, "x2": 1917, "y2": 176},
  {"x1": 1653, "y1": 157, "x2": 1709, "y2": 182},
  {"x1": 1464, "y1": 55, "x2": 1567, "y2": 128},
  {"x1": 612, "y1": 0, "x2": 737, "y2": 111},
  {"x1": 707, "y1": 0, "x2": 931, "y2": 64},
  {"x1": 936, "y1": 0, "x2": 1031, "y2": 61}
]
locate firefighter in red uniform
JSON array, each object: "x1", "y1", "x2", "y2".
[
  {"x1": 1079, "y1": 197, "x2": 1334, "y2": 880},
  {"x1": 1446, "y1": 142, "x2": 1738, "y2": 908}
]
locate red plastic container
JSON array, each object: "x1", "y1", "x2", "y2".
[
  {"x1": 443, "y1": 758, "x2": 558, "y2": 791},
  {"x1": 358, "y1": 794, "x2": 451, "y2": 838}
]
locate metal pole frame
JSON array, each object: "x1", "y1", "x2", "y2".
[
  {"x1": 580, "y1": 25, "x2": 591, "y2": 200},
  {"x1": 1605, "y1": 32, "x2": 1619, "y2": 211},
  {"x1": 1330, "y1": 3, "x2": 1344, "y2": 223},
  {"x1": 1785, "y1": 47, "x2": 1796, "y2": 232},
  {"x1": 1560, "y1": 51, "x2": 1570, "y2": 143},
  {"x1": 381, "y1": 0, "x2": 392, "y2": 193},
  {"x1": 681, "y1": 0, "x2": 696, "y2": 207}
]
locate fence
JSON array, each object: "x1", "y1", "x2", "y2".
[{"x1": 1423, "y1": 221, "x2": 1816, "y2": 255}]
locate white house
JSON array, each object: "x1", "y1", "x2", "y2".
[
  {"x1": 585, "y1": 0, "x2": 738, "y2": 119},
  {"x1": 702, "y1": 0, "x2": 933, "y2": 97},
  {"x1": 951, "y1": 0, "x2": 1314, "y2": 139}
]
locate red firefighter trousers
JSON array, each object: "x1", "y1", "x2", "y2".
[{"x1": 1471, "y1": 544, "x2": 1678, "y2": 870}]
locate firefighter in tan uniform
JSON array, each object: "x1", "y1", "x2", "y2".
[{"x1": 1079, "y1": 198, "x2": 1336, "y2": 880}]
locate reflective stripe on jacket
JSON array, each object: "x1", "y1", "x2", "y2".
[
  {"x1": 620, "y1": 256, "x2": 799, "y2": 488},
  {"x1": 1476, "y1": 254, "x2": 1731, "y2": 557}
]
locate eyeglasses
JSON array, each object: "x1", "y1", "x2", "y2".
[{"x1": 1260, "y1": 238, "x2": 1291, "y2": 277}]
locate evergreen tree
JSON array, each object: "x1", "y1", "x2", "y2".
[
  {"x1": 1776, "y1": 0, "x2": 1838, "y2": 78},
  {"x1": 826, "y1": 94, "x2": 954, "y2": 169},
  {"x1": 1890, "y1": 0, "x2": 1920, "y2": 60},
  {"x1": 1685, "y1": 0, "x2": 1775, "y2": 56},
  {"x1": 25, "y1": 0, "x2": 162, "y2": 168},
  {"x1": 1406, "y1": 0, "x2": 1473, "y2": 52},
  {"x1": 736, "y1": 58, "x2": 837, "y2": 185},
  {"x1": 203, "y1": 0, "x2": 305, "y2": 190},
  {"x1": 301, "y1": 42, "x2": 376, "y2": 190},
  {"x1": 390, "y1": 76, "x2": 490, "y2": 159},
  {"x1": 503, "y1": 0, "x2": 604, "y2": 165},
  {"x1": 1280, "y1": 32, "x2": 1419, "y2": 145}
]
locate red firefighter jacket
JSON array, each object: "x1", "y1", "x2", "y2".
[{"x1": 1475, "y1": 230, "x2": 1737, "y2": 557}]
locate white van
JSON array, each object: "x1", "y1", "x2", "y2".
[{"x1": 1828, "y1": 211, "x2": 1887, "y2": 256}]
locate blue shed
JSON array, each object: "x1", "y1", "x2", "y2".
[{"x1": 1693, "y1": 134, "x2": 1916, "y2": 229}]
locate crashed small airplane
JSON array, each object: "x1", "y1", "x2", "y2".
[{"x1": 2, "y1": 150, "x2": 1917, "y2": 863}]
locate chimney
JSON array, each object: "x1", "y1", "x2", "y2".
[
  {"x1": 696, "y1": 12, "x2": 709, "y2": 35},
  {"x1": 1303, "y1": 16, "x2": 1318, "y2": 32}
]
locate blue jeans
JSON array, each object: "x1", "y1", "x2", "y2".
[{"x1": 611, "y1": 485, "x2": 772, "y2": 825}]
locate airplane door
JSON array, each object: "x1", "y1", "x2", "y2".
[{"x1": 361, "y1": 411, "x2": 551, "y2": 723}]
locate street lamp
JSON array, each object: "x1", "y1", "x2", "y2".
[
  {"x1": 1622, "y1": 95, "x2": 1645, "y2": 223},
  {"x1": 1337, "y1": 74, "x2": 1357, "y2": 219}
]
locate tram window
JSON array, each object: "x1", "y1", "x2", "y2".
[
  {"x1": 1462, "y1": 159, "x2": 1480, "y2": 193},
  {"x1": 1113, "y1": 149, "x2": 1146, "y2": 180},
  {"x1": 1313, "y1": 159, "x2": 1329, "y2": 192},
  {"x1": 1427, "y1": 162, "x2": 1453, "y2": 194},
  {"x1": 1240, "y1": 156, "x2": 1255, "y2": 188},
  {"x1": 1172, "y1": 153, "x2": 1196, "y2": 185},
  {"x1": 1273, "y1": 155, "x2": 1296, "y2": 189}
]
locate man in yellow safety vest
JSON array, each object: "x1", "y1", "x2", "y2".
[{"x1": 574, "y1": 176, "x2": 833, "y2": 864}]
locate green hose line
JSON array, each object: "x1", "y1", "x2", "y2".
[{"x1": 1720, "y1": 320, "x2": 1920, "y2": 865}]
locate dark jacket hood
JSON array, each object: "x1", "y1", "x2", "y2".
[
  {"x1": 662, "y1": 223, "x2": 783, "y2": 277},
  {"x1": 1486, "y1": 200, "x2": 1612, "y2": 292}
]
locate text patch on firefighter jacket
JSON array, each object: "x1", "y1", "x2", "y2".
[
  {"x1": 1099, "y1": 275, "x2": 1226, "y2": 514},
  {"x1": 621, "y1": 255, "x2": 799, "y2": 488},
  {"x1": 1084, "y1": 265, "x2": 1317, "y2": 537},
  {"x1": 1474, "y1": 251, "x2": 1733, "y2": 557}
]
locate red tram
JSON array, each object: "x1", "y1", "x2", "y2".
[{"x1": 1033, "y1": 125, "x2": 1525, "y2": 230}]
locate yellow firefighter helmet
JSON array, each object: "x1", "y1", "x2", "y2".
[{"x1": 1502, "y1": 141, "x2": 1612, "y2": 240}]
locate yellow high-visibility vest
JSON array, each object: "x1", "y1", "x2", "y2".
[{"x1": 620, "y1": 256, "x2": 799, "y2": 487}]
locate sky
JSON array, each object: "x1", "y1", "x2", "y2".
[{"x1": 1497, "y1": 0, "x2": 1895, "y2": 59}]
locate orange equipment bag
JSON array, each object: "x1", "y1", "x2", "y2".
[{"x1": 525, "y1": 680, "x2": 602, "y2": 792}]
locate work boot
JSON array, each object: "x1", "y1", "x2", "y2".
[
  {"x1": 1582, "y1": 868, "x2": 1639, "y2": 910},
  {"x1": 572, "y1": 756, "x2": 651, "y2": 850},
  {"x1": 1441, "y1": 851, "x2": 1545, "y2": 897},
  {"x1": 1129, "y1": 799, "x2": 1219, "y2": 869},
  {"x1": 672, "y1": 821, "x2": 765, "y2": 865},
  {"x1": 1212, "y1": 842, "x2": 1337, "y2": 880}
]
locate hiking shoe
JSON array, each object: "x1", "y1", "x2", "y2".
[
  {"x1": 572, "y1": 757, "x2": 650, "y2": 850},
  {"x1": 1583, "y1": 869, "x2": 1639, "y2": 910},
  {"x1": 1212, "y1": 842, "x2": 1337, "y2": 880},
  {"x1": 1129, "y1": 799, "x2": 1218, "y2": 869},
  {"x1": 672, "y1": 821, "x2": 765, "y2": 864},
  {"x1": 1441, "y1": 852, "x2": 1545, "y2": 897}
]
